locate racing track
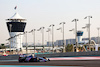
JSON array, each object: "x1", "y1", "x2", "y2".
[
  {"x1": 0, "y1": 56, "x2": 100, "y2": 67},
  {"x1": 0, "y1": 60, "x2": 100, "y2": 67}
]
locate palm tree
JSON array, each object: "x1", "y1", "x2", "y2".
[
  {"x1": 65, "y1": 44, "x2": 73, "y2": 52},
  {"x1": 0, "y1": 44, "x2": 6, "y2": 49}
]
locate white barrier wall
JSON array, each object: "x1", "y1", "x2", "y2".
[{"x1": 95, "y1": 44, "x2": 98, "y2": 51}]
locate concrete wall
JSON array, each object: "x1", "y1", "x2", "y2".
[
  {"x1": 35, "y1": 51, "x2": 100, "y2": 58},
  {"x1": 0, "y1": 51, "x2": 100, "y2": 60},
  {"x1": 0, "y1": 55, "x2": 19, "y2": 60}
]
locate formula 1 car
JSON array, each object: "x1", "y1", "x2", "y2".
[{"x1": 18, "y1": 54, "x2": 50, "y2": 62}]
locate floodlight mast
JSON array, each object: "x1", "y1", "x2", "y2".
[
  {"x1": 59, "y1": 22, "x2": 66, "y2": 53},
  {"x1": 49, "y1": 24, "x2": 55, "y2": 53},
  {"x1": 9, "y1": 24, "x2": 12, "y2": 54},
  {"x1": 72, "y1": 19, "x2": 78, "y2": 52},
  {"x1": 37, "y1": 27, "x2": 45, "y2": 53},
  {"x1": 29, "y1": 29, "x2": 36, "y2": 55},
  {"x1": 97, "y1": 28, "x2": 100, "y2": 44},
  {"x1": 69, "y1": 28, "x2": 75, "y2": 52},
  {"x1": 25, "y1": 31, "x2": 28, "y2": 54},
  {"x1": 84, "y1": 16, "x2": 92, "y2": 51},
  {"x1": 46, "y1": 28, "x2": 51, "y2": 51}
]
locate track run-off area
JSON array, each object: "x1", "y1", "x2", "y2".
[
  {"x1": 49, "y1": 56, "x2": 100, "y2": 60},
  {"x1": 0, "y1": 56, "x2": 100, "y2": 67}
]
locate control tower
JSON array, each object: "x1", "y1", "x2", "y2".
[
  {"x1": 6, "y1": 12, "x2": 26, "y2": 50},
  {"x1": 77, "y1": 31, "x2": 83, "y2": 42}
]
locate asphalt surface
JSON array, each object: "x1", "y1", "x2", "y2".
[{"x1": 0, "y1": 60, "x2": 100, "y2": 67}]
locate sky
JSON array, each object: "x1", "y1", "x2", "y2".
[{"x1": 0, "y1": 0, "x2": 100, "y2": 44}]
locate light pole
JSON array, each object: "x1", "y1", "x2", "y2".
[
  {"x1": 46, "y1": 28, "x2": 51, "y2": 51},
  {"x1": 14, "y1": 33, "x2": 22, "y2": 54},
  {"x1": 97, "y1": 28, "x2": 100, "y2": 44},
  {"x1": 19, "y1": 34, "x2": 21, "y2": 52},
  {"x1": 69, "y1": 28, "x2": 75, "y2": 52},
  {"x1": 59, "y1": 22, "x2": 66, "y2": 53},
  {"x1": 18, "y1": 33, "x2": 24, "y2": 52},
  {"x1": 84, "y1": 16, "x2": 92, "y2": 51},
  {"x1": 9, "y1": 24, "x2": 12, "y2": 54},
  {"x1": 82, "y1": 24, "x2": 89, "y2": 51},
  {"x1": 45, "y1": 40, "x2": 47, "y2": 46},
  {"x1": 24, "y1": 31, "x2": 28, "y2": 54},
  {"x1": 37, "y1": 27, "x2": 45, "y2": 53},
  {"x1": 17, "y1": 33, "x2": 22, "y2": 52},
  {"x1": 7, "y1": 35, "x2": 17, "y2": 54},
  {"x1": 29, "y1": 29, "x2": 36, "y2": 55},
  {"x1": 13, "y1": 35, "x2": 18, "y2": 54},
  {"x1": 72, "y1": 19, "x2": 78, "y2": 52},
  {"x1": 49, "y1": 24, "x2": 55, "y2": 53}
]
